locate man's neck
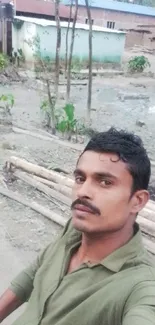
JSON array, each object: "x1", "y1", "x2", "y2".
[{"x1": 77, "y1": 226, "x2": 134, "y2": 264}]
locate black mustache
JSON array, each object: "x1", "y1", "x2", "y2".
[{"x1": 71, "y1": 198, "x2": 100, "y2": 215}]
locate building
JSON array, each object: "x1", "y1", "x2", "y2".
[
  {"x1": 12, "y1": 16, "x2": 126, "y2": 65},
  {"x1": 0, "y1": 0, "x2": 72, "y2": 55},
  {"x1": 1, "y1": 0, "x2": 71, "y2": 21},
  {"x1": 63, "y1": 0, "x2": 155, "y2": 49},
  {"x1": 14, "y1": 0, "x2": 71, "y2": 21}
]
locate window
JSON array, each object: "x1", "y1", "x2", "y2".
[
  {"x1": 85, "y1": 18, "x2": 94, "y2": 25},
  {"x1": 107, "y1": 21, "x2": 115, "y2": 29}
]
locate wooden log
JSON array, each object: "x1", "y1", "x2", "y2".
[
  {"x1": 13, "y1": 127, "x2": 58, "y2": 141},
  {"x1": 7, "y1": 156, "x2": 74, "y2": 188},
  {"x1": 142, "y1": 236, "x2": 155, "y2": 255},
  {"x1": 12, "y1": 127, "x2": 83, "y2": 152},
  {"x1": 11, "y1": 128, "x2": 155, "y2": 166},
  {"x1": 0, "y1": 186, "x2": 66, "y2": 227},
  {"x1": 0, "y1": 185, "x2": 155, "y2": 254},
  {"x1": 137, "y1": 215, "x2": 155, "y2": 238},
  {"x1": 32, "y1": 175, "x2": 72, "y2": 197},
  {"x1": 151, "y1": 160, "x2": 155, "y2": 168},
  {"x1": 140, "y1": 207, "x2": 155, "y2": 222},
  {"x1": 14, "y1": 170, "x2": 71, "y2": 207},
  {"x1": 146, "y1": 200, "x2": 155, "y2": 211}
]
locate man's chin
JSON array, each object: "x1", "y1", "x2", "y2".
[{"x1": 72, "y1": 214, "x2": 91, "y2": 232}]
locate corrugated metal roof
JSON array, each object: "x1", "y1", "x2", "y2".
[
  {"x1": 15, "y1": 0, "x2": 71, "y2": 19},
  {"x1": 63, "y1": 0, "x2": 155, "y2": 17},
  {"x1": 15, "y1": 15, "x2": 125, "y2": 33}
]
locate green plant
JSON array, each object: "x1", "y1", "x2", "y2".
[
  {"x1": 12, "y1": 48, "x2": 25, "y2": 66},
  {"x1": 40, "y1": 99, "x2": 52, "y2": 127},
  {"x1": 71, "y1": 57, "x2": 82, "y2": 71},
  {"x1": 128, "y1": 56, "x2": 150, "y2": 73},
  {"x1": 56, "y1": 104, "x2": 77, "y2": 139},
  {"x1": 27, "y1": 34, "x2": 58, "y2": 133},
  {"x1": 0, "y1": 94, "x2": 15, "y2": 115},
  {"x1": 0, "y1": 53, "x2": 8, "y2": 70}
]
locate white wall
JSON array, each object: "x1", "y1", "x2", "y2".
[
  {"x1": 12, "y1": 21, "x2": 37, "y2": 62},
  {"x1": 13, "y1": 20, "x2": 125, "y2": 64}
]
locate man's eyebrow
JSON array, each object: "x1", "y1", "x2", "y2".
[
  {"x1": 96, "y1": 172, "x2": 117, "y2": 180},
  {"x1": 73, "y1": 169, "x2": 85, "y2": 176},
  {"x1": 73, "y1": 169, "x2": 117, "y2": 179}
]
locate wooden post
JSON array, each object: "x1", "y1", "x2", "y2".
[{"x1": 2, "y1": 18, "x2": 7, "y2": 54}]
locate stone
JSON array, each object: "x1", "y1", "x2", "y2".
[
  {"x1": 118, "y1": 93, "x2": 149, "y2": 101},
  {"x1": 136, "y1": 120, "x2": 146, "y2": 127}
]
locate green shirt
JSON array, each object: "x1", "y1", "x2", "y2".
[{"x1": 10, "y1": 220, "x2": 155, "y2": 325}]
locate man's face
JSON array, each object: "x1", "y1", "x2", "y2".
[{"x1": 71, "y1": 151, "x2": 149, "y2": 234}]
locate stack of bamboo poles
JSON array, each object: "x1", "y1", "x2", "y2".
[{"x1": 1, "y1": 156, "x2": 155, "y2": 255}]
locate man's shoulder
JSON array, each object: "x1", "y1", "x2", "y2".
[
  {"x1": 132, "y1": 248, "x2": 155, "y2": 282},
  {"x1": 144, "y1": 251, "x2": 155, "y2": 278}
]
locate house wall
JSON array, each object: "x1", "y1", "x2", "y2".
[
  {"x1": 12, "y1": 21, "x2": 125, "y2": 64},
  {"x1": 125, "y1": 28, "x2": 155, "y2": 49},
  {"x1": 77, "y1": 6, "x2": 155, "y2": 29},
  {"x1": 12, "y1": 20, "x2": 37, "y2": 61},
  {"x1": 76, "y1": 6, "x2": 155, "y2": 49}
]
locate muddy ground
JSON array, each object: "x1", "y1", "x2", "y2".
[{"x1": 0, "y1": 66, "x2": 155, "y2": 318}]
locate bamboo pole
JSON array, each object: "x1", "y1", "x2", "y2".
[
  {"x1": 12, "y1": 127, "x2": 82, "y2": 152},
  {"x1": 14, "y1": 170, "x2": 71, "y2": 207},
  {"x1": 31, "y1": 174, "x2": 72, "y2": 197},
  {"x1": 0, "y1": 186, "x2": 66, "y2": 227},
  {"x1": 6, "y1": 156, "x2": 74, "y2": 188},
  {"x1": 137, "y1": 215, "x2": 155, "y2": 238},
  {"x1": 143, "y1": 237, "x2": 155, "y2": 255},
  {"x1": 140, "y1": 207, "x2": 155, "y2": 222}
]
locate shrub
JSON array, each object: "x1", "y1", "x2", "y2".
[
  {"x1": 128, "y1": 56, "x2": 150, "y2": 73},
  {"x1": 0, "y1": 53, "x2": 8, "y2": 70}
]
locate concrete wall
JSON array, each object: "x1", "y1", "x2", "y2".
[
  {"x1": 125, "y1": 28, "x2": 155, "y2": 49},
  {"x1": 12, "y1": 21, "x2": 125, "y2": 64},
  {"x1": 12, "y1": 20, "x2": 37, "y2": 62},
  {"x1": 77, "y1": 6, "x2": 155, "y2": 29},
  {"x1": 76, "y1": 6, "x2": 155, "y2": 49}
]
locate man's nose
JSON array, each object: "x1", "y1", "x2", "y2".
[{"x1": 76, "y1": 180, "x2": 93, "y2": 199}]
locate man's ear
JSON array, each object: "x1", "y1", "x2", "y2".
[{"x1": 131, "y1": 190, "x2": 150, "y2": 215}]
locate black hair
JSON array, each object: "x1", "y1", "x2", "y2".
[{"x1": 83, "y1": 128, "x2": 151, "y2": 194}]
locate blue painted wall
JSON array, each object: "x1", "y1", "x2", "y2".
[
  {"x1": 37, "y1": 24, "x2": 125, "y2": 64},
  {"x1": 12, "y1": 19, "x2": 125, "y2": 64}
]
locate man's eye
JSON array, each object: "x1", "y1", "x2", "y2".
[
  {"x1": 75, "y1": 176, "x2": 84, "y2": 184},
  {"x1": 101, "y1": 179, "x2": 112, "y2": 186}
]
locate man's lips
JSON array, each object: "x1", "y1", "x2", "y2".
[{"x1": 74, "y1": 204, "x2": 94, "y2": 214}]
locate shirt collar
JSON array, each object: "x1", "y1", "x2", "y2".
[
  {"x1": 67, "y1": 221, "x2": 145, "y2": 273},
  {"x1": 100, "y1": 223, "x2": 144, "y2": 272}
]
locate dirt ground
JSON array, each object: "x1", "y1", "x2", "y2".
[{"x1": 0, "y1": 62, "x2": 155, "y2": 323}]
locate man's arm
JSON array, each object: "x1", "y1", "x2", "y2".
[
  {"x1": 0, "y1": 289, "x2": 23, "y2": 323},
  {"x1": 122, "y1": 279, "x2": 155, "y2": 325},
  {"x1": 0, "y1": 257, "x2": 40, "y2": 323},
  {"x1": 123, "y1": 306, "x2": 155, "y2": 325},
  {"x1": 0, "y1": 219, "x2": 71, "y2": 323}
]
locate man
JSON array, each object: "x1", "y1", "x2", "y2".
[{"x1": 0, "y1": 127, "x2": 155, "y2": 325}]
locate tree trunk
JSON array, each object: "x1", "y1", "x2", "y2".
[
  {"x1": 46, "y1": 78, "x2": 56, "y2": 133},
  {"x1": 66, "y1": 0, "x2": 78, "y2": 103},
  {"x1": 85, "y1": 0, "x2": 93, "y2": 125},
  {"x1": 39, "y1": 57, "x2": 56, "y2": 133},
  {"x1": 55, "y1": 0, "x2": 61, "y2": 101},
  {"x1": 65, "y1": 0, "x2": 73, "y2": 73}
]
